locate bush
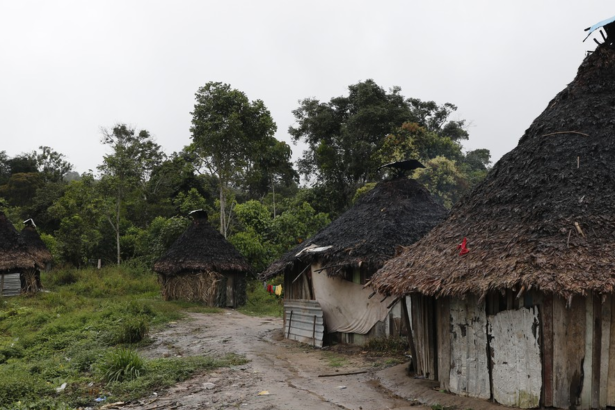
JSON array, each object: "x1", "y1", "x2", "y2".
[
  {"x1": 98, "y1": 348, "x2": 144, "y2": 383},
  {"x1": 118, "y1": 316, "x2": 149, "y2": 344}
]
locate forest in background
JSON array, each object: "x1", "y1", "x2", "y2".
[{"x1": 0, "y1": 79, "x2": 491, "y2": 273}]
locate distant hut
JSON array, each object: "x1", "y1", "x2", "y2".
[
  {"x1": 154, "y1": 210, "x2": 250, "y2": 307},
  {"x1": 260, "y1": 177, "x2": 447, "y2": 346},
  {"x1": 18, "y1": 219, "x2": 52, "y2": 292},
  {"x1": 370, "y1": 44, "x2": 615, "y2": 408},
  {"x1": 0, "y1": 213, "x2": 49, "y2": 295}
]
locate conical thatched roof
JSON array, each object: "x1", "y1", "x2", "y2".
[
  {"x1": 19, "y1": 221, "x2": 52, "y2": 270},
  {"x1": 260, "y1": 178, "x2": 447, "y2": 280},
  {"x1": 370, "y1": 45, "x2": 615, "y2": 300},
  {"x1": 0, "y1": 212, "x2": 33, "y2": 272},
  {"x1": 154, "y1": 211, "x2": 251, "y2": 276}
]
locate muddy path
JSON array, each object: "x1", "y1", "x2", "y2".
[{"x1": 122, "y1": 310, "x2": 428, "y2": 410}]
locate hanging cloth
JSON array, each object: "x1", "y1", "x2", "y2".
[{"x1": 275, "y1": 284, "x2": 283, "y2": 296}]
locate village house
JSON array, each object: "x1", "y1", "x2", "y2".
[
  {"x1": 260, "y1": 175, "x2": 447, "y2": 347},
  {"x1": 370, "y1": 38, "x2": 615, "y2": 409},
  {"x1": 154, "y1": 210, "x2": 250, "y2": 308},
  {"x1": 0, "y1": 212, "x2": 51, "y2": 295}
]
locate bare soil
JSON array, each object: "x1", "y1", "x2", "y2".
[{"x1": 119, "y1": 310, "x2": 506, "y2": 410}]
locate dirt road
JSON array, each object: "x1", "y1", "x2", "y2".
[{"x1": 123, "y1": 310, "x2": 426, "y2": 410}]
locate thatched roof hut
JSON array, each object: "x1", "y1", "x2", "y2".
[
  {"x1": 0, "y1": 212, "x2": 31, "y2": 273},
  {"x1": 19, "y1": 219, "x2": 52, "y2": 271},
  {"x1": 154, "y1": 210, "x2": 250, "y2": 276},
  {"x1": 260, "y1": 177, "x2": 448, "y2": 280},
  {"x1": 154, "y1": 210, "x2": 250, "y2": 307},
  {"x1": 371, "y1": 45, "x2": 615, "y2": 301}
]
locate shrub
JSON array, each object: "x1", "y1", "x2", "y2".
[
  {"x1": 118, "y1": 316, "x2": 149, "y2": 344},
  {"x1": 98, "y1": 348, "x2": 144, "y2": 383}
]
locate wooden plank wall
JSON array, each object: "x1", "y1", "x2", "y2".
[
  {"x1": 410, "y1": 294, "x2": 437, "y2": 380},
  {"x1": 448, "y1": 296, "x2": 490, "y2": 399},
  {"x1": 436, "y1": 297, "x2": 450, "y2": 391}
]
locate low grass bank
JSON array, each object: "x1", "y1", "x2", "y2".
[{"x1": 0, "y1": 266, "x2": 245, "y2": 409}]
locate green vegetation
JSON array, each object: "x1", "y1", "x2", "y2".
[
  {"x1": 322, "y1": 351, "x2": 349, "y2": 368},
  {"x1": 0, "y1": 266, "x2": 246, "y2": 409},
  {"x1": 238, "y1": 279, "x2": 283, "y2": 317},
  {"x1": 364, "y1": 336, "x2": 409, "y2": 354}
]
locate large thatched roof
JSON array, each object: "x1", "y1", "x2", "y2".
[
  {"x1": 0, "y1": 212, "x2": 34, "y2": 272},
  {"x1": 154, "y1": 211, "x2": 251, "y2": 276},
  {"x1": 19, "y1": 221, "x2": 52, "y2": 270},
  {"x1": 370, "y1": 45, "x2": 615, "y2": 300},
  {"x1": 260, "y1": 178, "x2": 447, "y2": 280}
]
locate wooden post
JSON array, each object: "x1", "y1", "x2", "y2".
[
  {"x1": 542, "y1": 294, "x2": 554, "y2": 407},
  {"x1": 287, "y1": 310, "x2": 293, "y2": 339},
  {"x1": 402, "y1": 296, "x2": 417, "y2": 372},
  {"x1": 313, "y1": 315, "x2": 317, "y2": 348}
]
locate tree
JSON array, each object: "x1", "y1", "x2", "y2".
[
  {"x1": 35, "y1": 146, "x2": 73, "y2": 183},
  {"x1": 98, "y1": 124, "x2": 165, "y2": 265},
  {"x1": 190, "y1": 82, "x2": 288, "y2": 237},
  {"x1": 291, "y1": 80, "x2": 485, "y2": 214}
]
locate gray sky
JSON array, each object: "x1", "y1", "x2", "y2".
[{"x1": 1, "y1": 1, "x2": 612, "y2": 175}]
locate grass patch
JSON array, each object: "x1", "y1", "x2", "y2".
[
  {"x1": 0, "y1": 266, "x2": 245, "y2": 409},
  {"x1": 238, "y1": 279, "x2": 283, "y2": 317},
  {"x1": 322, "y1": 351, "x2": 349, "y2": 368}
]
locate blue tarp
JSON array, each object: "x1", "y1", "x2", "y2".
[{"x1": 584, "y1": 15, "x2": 615, "y2": 42}]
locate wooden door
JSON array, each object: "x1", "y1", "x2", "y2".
[{"x1": 488, "y1": 307, "x2": 542, "y2": 408}]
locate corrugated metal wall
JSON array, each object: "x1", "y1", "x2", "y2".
[
  {"x1": 284, "y1": 299, "x2": 324, "y2": 348},
  {"x1": 0, "y1": 273, "x2": 21, "y2": 297}
]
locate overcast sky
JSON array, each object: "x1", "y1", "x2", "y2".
[{"x1": 1, "y1": 1, "x2": 612, "y2": 175}]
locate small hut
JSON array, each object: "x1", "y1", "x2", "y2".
[
  {"x1": 260, "y1": 177, "x2": 447, "y2": 346},
  {"x1": 370, "y1": 43, "x2": 615, "y2": 408},
  {"x1": 154, "y1": 210, "x2": 250, "y2": 307},
  {"x1": 0, "y1": 212, "x2": 49, "y2": 295},
  {"x1": 18, "y1": 219, "x2": 52, "y2": 292}
]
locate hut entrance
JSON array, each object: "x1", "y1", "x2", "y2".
[{"x1": 226, "y1": 276, "x2": 234, "y2": 307}]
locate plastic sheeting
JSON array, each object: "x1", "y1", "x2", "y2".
[{"x1": 311, "y1": 265, "x2": 393, "y2": 334}]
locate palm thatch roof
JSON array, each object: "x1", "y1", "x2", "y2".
[
  {"x1": 370, "y1": 45, "x2": 615, "y2": 300},
  {"x1": 154, "y1": 210, "x2": 251, "y2": 276},
  {"x1": 0, "y1": 212, "x2": 33, "y2": 272},
  {"x1": 260, "y1": 178, "x2": 447, "y2": 280},
  {"x1": 19, "y1": 220, "x2": 52, "y2": 270}
]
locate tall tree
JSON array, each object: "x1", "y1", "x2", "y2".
[
  {"x1": 190, "y1": 82, "x2": 286, "y2": 237},
  {"x1": 98, "y1": 124, "x2": 165, "y2": 265},
  {"x1": 290, "y1": 79, "x2": 479, "y2": 215},
  {"x1": 35, "y1": 146, "x2": 73, "y2": 183}
]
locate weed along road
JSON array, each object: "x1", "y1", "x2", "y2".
[{"x1": 125, "y1": 310, "x2": 427, "y2": 410}]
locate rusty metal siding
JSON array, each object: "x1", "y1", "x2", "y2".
[{"x1": 284, "y1": 299, "x2": 324, "y2": 348}]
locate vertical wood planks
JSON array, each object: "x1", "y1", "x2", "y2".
[
  {"x1": 591, "y1": 295, "x2": 602, "y2": 409},
  {"x1": 581, "y1": 294, "x2": 593, "y2": 408},
  {"x1": 608, "y1": 296, "x2": 615, "y2": 406},
  {"x1": 411, "y1": 295, "x2": 437, "y2": 379},
  {"x1": 436, "y1": 297, "x2": 451, "y2": 391},
  {"x1": 600, "y1": 295, "x2": 611, "y2": 408},
  {"x1": 552, "y1": 296, "x2": 586, "y2": 409},
  {"x1": 448, "y1": 296, "x2": 490, "y2": 399},
  {"x1": 542, "y1": 294, "x2": 554, "y2": 407},
  {"x1": 488, "y1": 307, "x2": 542, "y2": 408}
]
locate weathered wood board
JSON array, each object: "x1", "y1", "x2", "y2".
[
  {"x1": 436, "y1": 297, "x2": 451, "y2": 391},
  {"x1": 608, "y1": 296, "x2": 615, "y2": 406},
  {"x1": 448, "y1": 296, "x2": 490, "y2": 399},
  {"x1": 0, "y1": 273, "x2": 20, "y2": 297},
  {"x1": 488, "y1": 307, "x2": 542, "y2": 408},
  {"x1": 542, "y1": 294, "x2": 554, "y2": 407},
  {"x1": 411, "y1": 294, "x2": 437, "y2": 380},
  {"x1": 600, "y1": 296, "x2": 611, "y2": 408},
  {"x1": 552, "y1": 296, "x2": 586, "y2": 409}
]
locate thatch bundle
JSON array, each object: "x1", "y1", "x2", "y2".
[
  {"x1": 370, "y1": 45, "x2": 615, "y2": 300},
  {"x1": 160, "y1": 271, "x2": 224, "y2": 304},
  {"x1": 260, "y1": 178, "x2": 447, "y2": 280}
]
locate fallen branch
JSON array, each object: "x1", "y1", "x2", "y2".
[
  {"x1": 541, "y1": 131, "x2": 589, "y2": 137},
  {"x1": 318, "y1": 370, "x2": 368, "y2": 378}
]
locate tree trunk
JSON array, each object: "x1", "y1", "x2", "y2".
[
  {"x1": 116, "y1": 190, "x2": 121, "y2": 265},
  {"x1": 219, "y1": 183, "x2": 226, "y2": 237}
]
